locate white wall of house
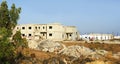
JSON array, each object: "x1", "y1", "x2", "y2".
[
  {"x1": 80, "y1": 34, "x2": 114, "y2": 41},
  {"x1": 114, "y1": 36, "x2": 120, "y2": 39}
]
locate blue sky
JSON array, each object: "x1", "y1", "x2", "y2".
[{"x1": 1, "y1": 0, "x2": 120, "y2": 34}]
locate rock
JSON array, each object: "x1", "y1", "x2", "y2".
[
  {"x1": 42, "y1": 48, "x2": 49, "y2": 52},
  {"x1": 59, "y1": 45, "x2": 93, "y2": 58},
  {"x1": 37, "y1": 40, "x2": 63, "y2": 53},
  {"x1": 95, "y1": 50, "x2": 108, "y2": 56},
  {"x1": 28, "y1": 40, "x2": 64, "y2": 53},
  {"x1": 28, "y1": 40, "x2": 40, "y2": 49},
  {"x1": 89, "y1": 50, "x2": 108, "y2": 60},
  {"x1": 28, "y1": 39, "x2": 109, "y2": 60},
  {"x1": 59, "y1": 45, "x2": 109, "y2": 59}
]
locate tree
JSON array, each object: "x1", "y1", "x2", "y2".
[
  {"x1": 0, "y1": 1, "x2": 21, "y2": 37},
  {"x1": 10, "y1": 4, "x2": 21, "y2": 29},
  {"x1": 0, "y1": 1, "x2": 10, "y2": 29},
  {"x1": 12, "y1": 31, "x2": 28, "y2": 48},
  {"x1": 0, "y1": 28, "x2": 15, "y2": 63},
  {"x1": 12, "y1": 31, "x2": 28, "y2": 62},
  {"x1": 0, "y1": 1, "x2": 21, "y2": 64}
]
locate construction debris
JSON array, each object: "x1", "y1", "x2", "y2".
[
  {"x1": 28, "y1": 40, "x2": 40, "y2": 49},
  {"x1": 59, "y1": 45, "x2": 109, "y2": 59},
  {"x1": 37, "y1": 40, "x2": 63, "y2": 52},
  {"x1": 21, "y1": 40, "x2": 120, "y2": 64},
  {"x1": 28, "y1": 40, "x2": 110, "y2": 59},
  {"x1": 59, "y1": 45, "x2": 93, "y2": 58}
]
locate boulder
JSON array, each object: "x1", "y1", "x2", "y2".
[
  {"x1": 59, "y1": 45, "x2": 93, "y2": 58},
  {"x1": 37, "y1": 40, "x2": 63, "y2": 53}
]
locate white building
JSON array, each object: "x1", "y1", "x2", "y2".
[
  {"x1": 114, "y1": 36, "x2": 120, "y2": 39},
  {"x1": 13, "y1": 23, "x2": 80, "y2": 41},
  {"x1": 80, "y1": 33, "x2": 114, "y2": 41}
]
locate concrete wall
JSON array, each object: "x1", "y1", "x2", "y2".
[
  {"x1": 46, "y1": 23, "x2": 64, "y2": 41},
  {"x1": 64, "y1": 26, "x2": 78, "y2": 40},
  {"x1": 14, "y1": 23, "x2": 79, "y2": 41},
  {"x1": 15, "y1": 24, "x2": 35, "y2": 39}
]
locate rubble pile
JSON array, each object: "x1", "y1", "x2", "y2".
[
  {"x1": 37, "y1": 40, "x2": 63, "y2": 52},
  {"x1": 28, "y1": 40, "x2": 63, "y2": 52},
  {"x1": 59, "y1": 45, "x2": 93, "y2": 58},
  {"x1": 28, "y1": 40, "x2": 40, "y2": 49},
  {"x1": 24, "y1": 40, "x2": 120, "y2": 64},
  {"x1": 89, "y1": 50, "x2": 108, "y2": 59},
  {"x1": 28, "y1": 40, "x2": 110, "y2": 59},
  {"x1": 59, "y1": 45, "x2": 109, "y2": 59}
]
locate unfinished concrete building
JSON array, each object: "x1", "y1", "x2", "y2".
[{"x1": 13, "y1": 23, "x2": 80, "y2": 41}]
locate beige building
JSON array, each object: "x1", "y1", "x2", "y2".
[{"x1": 13, "y1": 23, "x2": 80, "y2": 41}]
